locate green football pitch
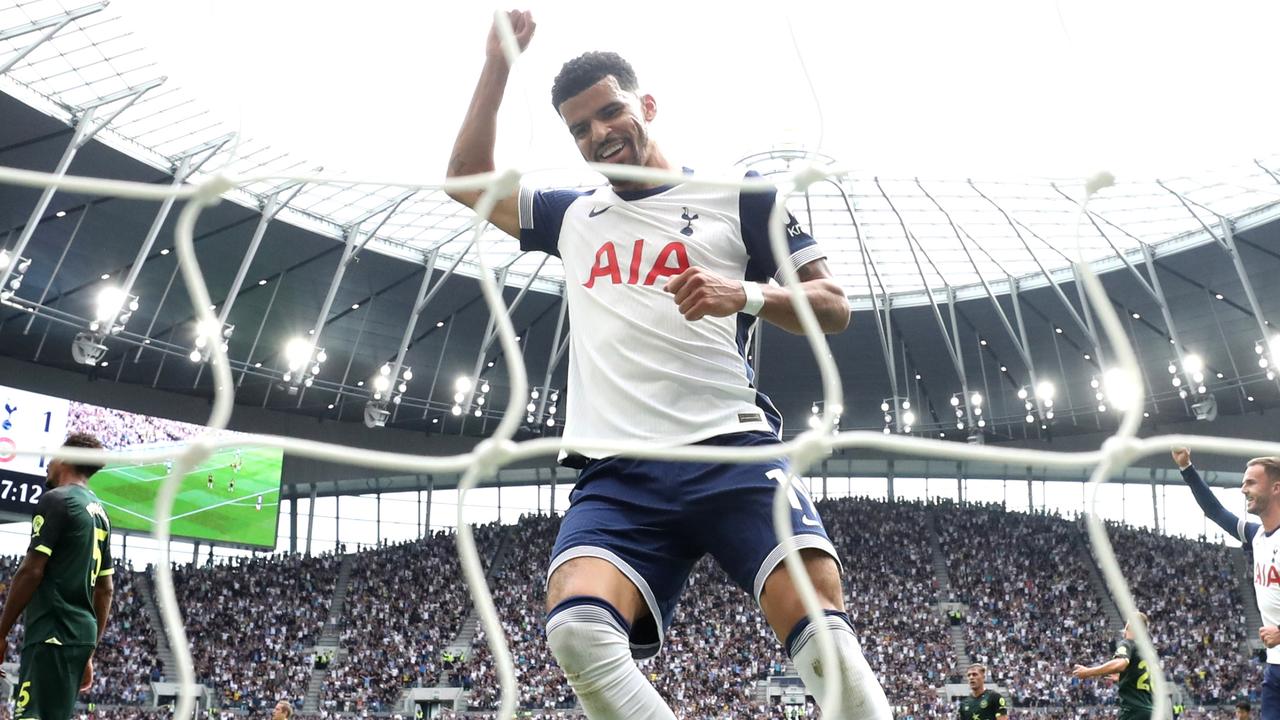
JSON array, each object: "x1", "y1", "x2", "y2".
[{"x1": 92, "y1": 446, "x2": 283, "y2": 548}]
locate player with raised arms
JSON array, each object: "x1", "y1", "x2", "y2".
[
  {"x1": 1174, "y1": 447, "x2": 1280, "y2": 719},
  {"x1": 0, "y1": 433, "x2": 115, "y2": 720},
  {"x1": 445, "y1": 10, "x2": 890, "y2": 719},
  {"x1": 1071, "y1": 613, "x2": 1155, "y2": 720}
]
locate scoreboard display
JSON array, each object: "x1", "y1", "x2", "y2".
[
  {"x1": 0, "y1": 383, "x2": 284, "y2": 549},
  {"x1": 0, "y1": 385, "x2": 70, "y2": 515}
]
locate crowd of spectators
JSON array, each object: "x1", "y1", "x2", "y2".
[
  {"x1": 457, "y1": 514, "x2": 573, "y2": 711},
  {"x1": 66, "y1": 404, "x2": 207, "y2": 449},
  {"x1": 0, "y1": 496, "x2": 1261, "y2": 718},
  {"x1": 937, "y1": 501, "x2": 1116, "y2": 708},
  {"x1": 1107, "y1": 521, "x2": 1258, "y2": 705},
  {"x1": 322, "y1": 525, "x2": 501, "y2": 714},
  {"x1": 173, "y1": 552, "x2": 341, "y2": 712},
  {"x1": 83, "y1": 568, "x2": 163, "y2": 705}
]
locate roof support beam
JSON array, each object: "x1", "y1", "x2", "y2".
[
  {"x1": 875, "y1": 178, "x2": 972, "y2": 427},
  {"x1": 0, "y1": 2, "x2": 108, "y2": 74}
]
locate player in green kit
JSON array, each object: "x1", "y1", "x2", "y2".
[
  {"x1": 957, "y1": 664, "x2": 1007, "y2": 719},
  {"x1": 1071, "y1": 613, "x2": 1154, "y2": 720},
  {"x1": 0, "y1": 433, "x2": 115, "y2": 720}
]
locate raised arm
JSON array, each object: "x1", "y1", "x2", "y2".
[
  {"x1": 1173, "y1": 447, "x2": 1255, "y2": 542},
  {"x1": 444, "y1": 10, "x2": 535, "y2": 239}
]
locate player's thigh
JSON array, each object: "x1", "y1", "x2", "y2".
[
  {"x1": 546, "y1": 556, "x2": 647, "y2": 622},
  {"x1": 758, "y1": 548, "x2": 845, "y2": 641}
]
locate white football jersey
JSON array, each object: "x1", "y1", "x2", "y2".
[
  {"x1": 1243, "y1": 521, "x2": 1280, "y2": 663},
  {"x1": 517, "y1": 171, "x2": 826, "y2": 459}
]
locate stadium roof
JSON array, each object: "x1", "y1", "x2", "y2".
[{"x1": 2, "y1": 1, "x2": 1279, "y2": 309}]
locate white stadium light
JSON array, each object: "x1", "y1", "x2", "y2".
[
  {"x1": 284, "y1": 337, "x2": 312, "y2": 372},
  {"x1": 455, "y1": 376, "x2": 473, "y2": 393},
  {"x1": 970, "y1": 392, "x2": 982, "y2": 407},
  {"x1": 94, "y1": 286, "x2": 127, "y2": 322},
  {"x1": 373, "y1": 375, "x2": 390, "y2": 393},
  {"x1": 1181, "y1": 353, "x2": 1203, "y2": 375},
  {"x1": 902, "y1": 411, "x2": 916, "y2": 426},
  {"x1": 1035, "y1": 381, "x2": 1055, "y2": 401}
]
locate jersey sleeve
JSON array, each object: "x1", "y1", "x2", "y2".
[
  {"x1": 27, "y1": 490, "x2": 67, "y2": 557},
  {"x1": 517, "y1": 186, "x2": 585, "y2": 257},
  {"x1": 994, "y1": 693, "x2": 1008, "y2": 717},
  {"x1": 1113, "y1": 639, "x2": 1134, "y2": 664},
  {"x1": 1181, "y1": 465, "x2": 1257, "y2": 544},
  {"x1": 739, "y1": 171, "x2": 825, "y2": 283}
]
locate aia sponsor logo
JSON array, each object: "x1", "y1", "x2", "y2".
[
  {"x1": 583, "y1": 239, "x2": 689, "y2": 289},
  {"x1": 1255, "y1": 562, "x2": 1280, "y2": 587}
]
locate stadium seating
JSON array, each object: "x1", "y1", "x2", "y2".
[{"x1": 0, "y1": 498, "x2": 1259, "y2": 718}]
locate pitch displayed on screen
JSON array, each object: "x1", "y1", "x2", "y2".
[{"x1": 0, "y1": 383, "x2": 282, "y2": 549}]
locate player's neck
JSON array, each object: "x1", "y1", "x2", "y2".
[
  {"x1": 971, "y1": 685, "x2": 984, "y2": 697},
  {"x1": 1261, "y1": 506, "x2": 1280, "y2": 534}
]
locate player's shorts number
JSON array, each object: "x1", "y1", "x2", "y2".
[
  {"x1": 16, "y1": 681, "x2": 31, "y2": 712},
  {"x1": 1135, "y1": 660, "x2": 1151, "y2": 691},
  {"x1": 766, "y1": 469, "x2": 821, "y2": 527}
]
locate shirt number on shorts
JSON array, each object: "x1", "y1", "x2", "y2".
[{"x1": 766, "y1": 469, "x2": 821, "y2": 527}]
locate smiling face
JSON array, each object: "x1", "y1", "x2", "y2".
[
  {"x1": 558, "y1": 75, "x2": 659, "y2": 182},
  {"x1": 1242, "y1": 463, "x2": 1278, "y2": 515}
]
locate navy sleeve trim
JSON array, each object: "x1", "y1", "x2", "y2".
[
  {"x1": 1182, "y1": 465, "x2": 1245, "y2": 541},
  {"x1": 517, "y1": 187, "x2": 586, "y2": 258},
  {"x1": 739, "y1": 171, "x2": 823, "y2": 283}
]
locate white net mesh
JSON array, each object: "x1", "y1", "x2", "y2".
[{"x1": 2, "y1": 11, "x2": 1279, "y2": 720}]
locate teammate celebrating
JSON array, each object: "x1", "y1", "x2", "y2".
[
  {"x1": 0, "y1": 433, "x2": 114, "y2": 720},
  {"x1": 958, "y1": 664, "x2": 1007, "y2": 720},
  {"x1": 1175, "y1": 447, "x2": 1280, "y2": 719},
  {"x1": 446, "y1": 11, "x2": 888, "y2": 719},
  {"x1": 1071, "y1": 614, "x2": 1154, "y2": 720}
]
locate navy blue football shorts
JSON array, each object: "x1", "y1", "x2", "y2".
[{"x1": 547, "y1": 431, "x2": 839, "y2": 659}]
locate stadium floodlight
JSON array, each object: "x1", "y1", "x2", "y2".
[
  {"x1": 1181, "y1": 353, "x2": 1203, "y2": 375},
  {"x1": 284, "y1": 337, "x2": 313, "y2": 372},
  {"x1": 880, "y1": 396, "x2": 912, "y2": 434},
  {"x1": 90, "y1": 286, "x2": 139, "y2": 335},
  {"x1": 1035, "y1": 381, "x2": 1055, "y2": 402},
  {"x1": 280, "y1": 336, "x2": 325, "y2": 394},
  {"x1": 455, "y1": 376, "x2": 473, "y2": 393},
  {"x1": 190, "y1": 319, "x2": 235, "y2": 363},
  {"x1": 0, "y1": 251, "x2": 32, "y2": 305}
]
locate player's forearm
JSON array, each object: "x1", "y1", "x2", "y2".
[
  {"x1": 759, "y1": 279, "x2": 851, "y2": 334},
  {"x1": 0, "y1": 564, "x2": 42, "y2": 638},
  {"x1": 1081, "y1": 659, "x2": 1127, "y2": 678},
  {"x1": 92, "y1": 580, "x2": 113, "y2": 644},
  {"x1": 1181, "y1": 465, "x2": 1241, "y2": 536},
  {"x1": 445, "y1": 58, "x2": 512, "y2": 208}
]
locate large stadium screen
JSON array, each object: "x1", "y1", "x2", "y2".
[{"x1": 0, "y1": 383, "x2": 283, "y2": 548}]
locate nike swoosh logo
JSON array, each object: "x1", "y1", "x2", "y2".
[{"x1": 588, "y1": 206, "x2": 612, "y2": 218}]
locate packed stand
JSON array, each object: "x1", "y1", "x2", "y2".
[
  {"x1": 1107, "y1": 522, "x2": 1257, "y2": 704},
  {"x1": 66, "y1": 403, "x2": 207, "y2": 449},
  {"x1": 173, "y1": 552, "x2": 340, "y2": 711},
  {"x1": 820, "y1": 498, "x2": 953, "y2": 719},
  {"x1": 322, "y1": 525, "x2": 501, "y2": 713},
  {"x1": 83, "y1": 568, "x2": 164, "y2": 705},
  {"x1": 938, "y1": 502, "x2": 1115, "y2": 707},
  {"x1": 464, "y1": 514, "x2": 575, "y2": 712}
]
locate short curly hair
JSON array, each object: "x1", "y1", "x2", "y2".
[
  {"x1": 551, "y1": 51, "x2": 639, "y2": 111},
  {"x1": 62, "y1": 432, "x2": 104, "y2": 478}
]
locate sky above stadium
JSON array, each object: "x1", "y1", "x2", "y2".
[{"x1": 114, "y1": 0, "x2": 1278, "y2": 184}]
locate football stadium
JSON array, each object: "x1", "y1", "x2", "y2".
[{"x1": 0, "y1": 3, "x2": 1277, "y2": 720}]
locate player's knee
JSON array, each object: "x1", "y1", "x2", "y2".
[{"x1": 545, "y1": 596, "x2": 634, "y2": 692}]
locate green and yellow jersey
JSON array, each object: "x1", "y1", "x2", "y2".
[
  {"x1": 957, "y1": 689, "x2": 1007, "y2": 720},
  {"x1": 23, "y1": 484, "x2": 113, "y2": 648},
  {"x1": 1113, "y1": 638, "x2": 1154, "y2": 712}
]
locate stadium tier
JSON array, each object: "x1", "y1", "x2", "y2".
[{"x1": 0, "y1": 499, "x2": 1257, "y2": 719}]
